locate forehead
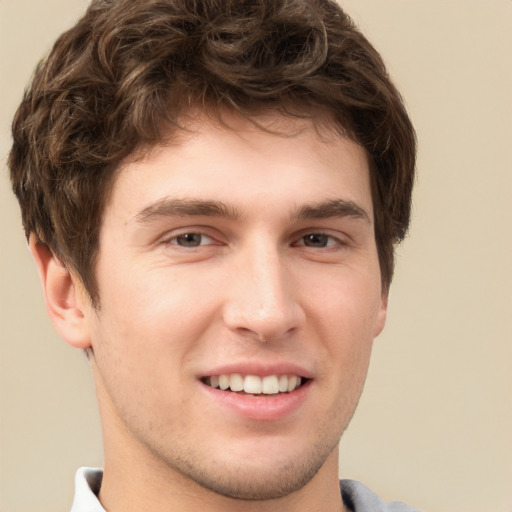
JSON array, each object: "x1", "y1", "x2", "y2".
[{"x1": 107, "y1": 111, "x2": 372, "y2": 223}]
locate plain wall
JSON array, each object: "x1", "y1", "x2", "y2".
[{"x1": 1, "y1": 1, "x2": 511, "y2": 511}]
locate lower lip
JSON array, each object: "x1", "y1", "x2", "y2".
[{"x1": 200, "y1": 380, "x2": 312, "y2": 422}]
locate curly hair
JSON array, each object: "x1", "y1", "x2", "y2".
[{"x1": 9, "y1": 0, "x2": 416, "y2": 305}]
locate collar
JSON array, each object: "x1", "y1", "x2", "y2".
[{"x1": 70, "y1": 467, "x2": 105, "y2": 512}]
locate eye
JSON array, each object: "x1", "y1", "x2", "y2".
[
  {"x1": 169, "y1": 232, "x2": 215, "y2": 247},
  {"x1": 298, "y1": 233, "x2": 339, "y2": 248}
]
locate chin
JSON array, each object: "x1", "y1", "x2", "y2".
[
  {"x1": 188, "y1": 461, "x2": 320, "y2": 500},
  {"x1": 166, "y1": 439, "x2": 337, "y2": 501}
]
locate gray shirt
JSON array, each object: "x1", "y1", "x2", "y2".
[
  {"x1": 339, "y1": 479, "x2": 421, "y2": 512},
  {"x1": 70, "y1": 467, "x2": 421, "y2": 512}
]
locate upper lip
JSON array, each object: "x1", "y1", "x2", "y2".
[{"x1": 198, "y1": 362, "x2": 314, "y2": 379}]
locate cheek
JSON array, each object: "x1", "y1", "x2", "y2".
[
  {"x1": 88, "y1": 285, "x2": 193, "y2": 427},
  {"x1": 308, "y1": 269, "x2": 381, "y2": 380},
  {"x1": 312, "y1": 269, "x2": 383, "y2": 334},
  {"x1": 92, "y1": 262, "x2": 221, "y2": 376}
]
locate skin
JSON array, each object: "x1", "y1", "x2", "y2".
[{"x1": 32, "y1": 112, "x2": 387, "y2": 512}]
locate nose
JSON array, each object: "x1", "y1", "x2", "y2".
[{"x1": 222, "y1": 243, "x2": 304, "y2": 343}]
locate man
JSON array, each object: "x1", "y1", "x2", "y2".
[{"x1": 8, "y1": 0, "x2": 417, "y2": 510}]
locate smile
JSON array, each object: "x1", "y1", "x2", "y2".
[{"x1": 203, "y1": 374, "x2": 304, "y2": 395}]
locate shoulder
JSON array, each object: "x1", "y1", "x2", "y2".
[{"x1": 340, "y1": 479, "x2": 422, "y2": 512}]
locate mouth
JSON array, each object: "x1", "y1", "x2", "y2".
[{"x1": 201, "y1": 374, "x2": 307, "y2": 396}]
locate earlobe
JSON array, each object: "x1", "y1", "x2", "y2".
[
  {"x1": 29, "y1": 235, "x2": 92, "y2": 349},
  {"x1": 374, "y1": 292, "x2": 388, "y2": 338}
]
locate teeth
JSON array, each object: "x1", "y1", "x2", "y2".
[
  {"x1": 287, "y1": 375, "x2": 298, "y2": 392},
  {"x1": 262, "y1": 375, "x2": 279, "y2": 394},
  {"x1": 244, "y1": 375, "x2": 262, "y2": 394},
  {"x1": 230, "y1": 374, "x2": 244, "y2": 392},
  {"x1": 219, "y1": 375, "x2": 229, "y2": 390},
  {"x1": 206, "y1": 374, "x2": 303, "y2": 394}
]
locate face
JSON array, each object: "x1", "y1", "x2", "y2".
[{"x1": 82, "y1": 113, "x2": 387, "y2": 501}]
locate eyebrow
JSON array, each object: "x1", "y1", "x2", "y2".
[
  {"x1": 135, "y1": 197, "x2": 370, "y2": 225},
  {"x1": 293, "y1": 199, "x2": 371, "y2": 224},
  {"x1": 136, "y1": 198, "x2": 241, "y2": 223}
]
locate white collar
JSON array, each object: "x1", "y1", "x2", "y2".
[{"x1": 70, "y1": 467, "x2": 105, "y2": 512}]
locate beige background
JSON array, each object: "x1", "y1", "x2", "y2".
[{"x1": 1, "y1": 1, "x2": 511, "y2": 511}]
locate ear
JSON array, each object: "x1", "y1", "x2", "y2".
[
  {"x1": 373, "y1": 291, "x2": 388, "y2": 338},
  {"x1": 29, "y1": 235, "x2": 92, "y2": 349}
]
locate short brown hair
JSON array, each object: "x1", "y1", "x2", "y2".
[{"x1": 9, "y1": 0, "x2": 416, "y2": 304}]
